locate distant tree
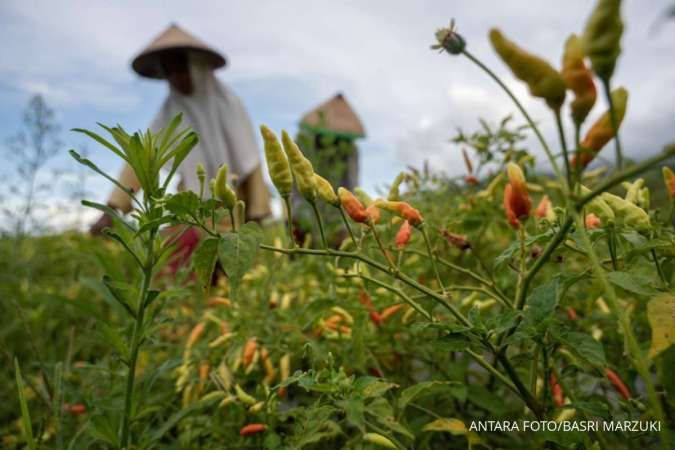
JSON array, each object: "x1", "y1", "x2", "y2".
[{"x1": 2, "y1": 95, "x2": 61, "y2": 236}]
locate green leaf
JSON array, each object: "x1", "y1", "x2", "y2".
[
  {"x1": 70, "y1": 150, "x2": 135, "y2": 200},
  {"x1": 354, "y1": 377, "x2": 398, "y2": 398},
  {"x1": 398, "y1": 381, "x2": 453, "y2": 411},
  {"x1": 102, "y1": 275, "x2": 137, "y2": 318},
  {"x1": 524, "y1": 280, "x2": 558, "y2": 324},
  {"x1": 165, "y1": 191, "x2": 201, "y2": 218},
  {"x1": 607, "y1": 271, "x2": 656, "y2": 296},
  {"x1": 146, "y1": 397, "x2": 216, "y2": 445},
  {"x1": 97, "y1": 323, "x2": 130, "y2": 363},
  {"x1": 218, "y1": 222, "x2": 263, "y2": 298},
  {"x1": 647, "y1": 293, "x2": 675, "y2": 358},
  {"x1": 557, "y1": 332, "x2": 606, "y2": 367},
  {"x1": 192, "y1": 238, "x2": 219, "y2": 289},
  {"x1": 14, "y1": 359, "x2": 37, "y2": 450},
  {"x1": 341, "y1": 398, "x2": 365, "y2": 432},
  {"x1": 88, "y1": 414, "x2": 119, "y2": 447},
  {"x1": 72, "y1": 127, "x2": 127, "y2": 161},
  {"x1": 81, "y1": 200, "x2": 135, "y2": 232}
]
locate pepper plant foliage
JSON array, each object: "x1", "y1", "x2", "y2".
[{"x1": 7, "y1": 2, "x2": 675, "y2": 449}]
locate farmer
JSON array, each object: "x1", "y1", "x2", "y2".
[
  {"x1": 292, "y1": 93, "x2": 365, "y2": 244},
  {"x1": 90, "y1": 24, "x2": 271, "y2": 236}
]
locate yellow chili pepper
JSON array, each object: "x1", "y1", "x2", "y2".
[
  {"x1": 235, "y1": 384, "x2": 257, "y2": 406},
  {"x1": 388, "y1": 172, "x2": 405, "y2": 201},
  {"x1": 260, "y1": 125, "x2": 293, "y2": 197},
  {"x1": 314, "y1": 173, "x2": 339, "y2": 206},
  {"x1": 600, "y1": 192, "x2": 651, "y2": 232},
  {"x1": 573, "y1": 87, "x2": 628, "y2": 168},
  {"x1": 363, "y1": 433, "x2": 397, "y2": 449},
  {"x1": 281, "y1": 130, "x2": 316, "y2": 201},
  {"x1": 561, "y1": 34, "x2": 597, "y2": 125},
  {"x1": 580, "y1": 185, "x2": 615, "y2": 225},
  {"x1": 582, "y1": 0, "x2": 623, "y2": 81},
  {"x1": 489, "y1": 28, "x2": 566, "y2": 111}
]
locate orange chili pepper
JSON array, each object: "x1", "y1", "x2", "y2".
[
  {"x1": 186, "y1": 323, "x2": 205, "y2": 349},
  {"x1": 243, "y1": 338, "x2": 258, "y2": 368},
  {"x1": 380, "y1": 304, "x2": 406, "y2": 323},
  {"x1": 585, "y1": 213, "x2": 601, "y2": 229},
  {"x1": 395, "y1": 221, "x2": 412, "y2": 249},
  {"x1": 338, "y1": 188, "x2": 369, "y2": 223},
  {"x1": 503, "y1": 163, "x2": 531, "y2": 229}
]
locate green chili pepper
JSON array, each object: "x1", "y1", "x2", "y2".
[
  {"x1": 582, "y1": 0, "x2": 623, "y2": 82},
  {"x1": 214, "y1": 164, "x2": 237, "y2": 210},
  {"x1": 489, "y1": 28, "x2": 567, "y2": 111}
]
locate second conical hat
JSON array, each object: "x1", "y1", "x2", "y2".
[
  {"x1": 131, "y1": 24, "x2": 226, "y2": 79},
  {"x1": 299, "y1": 93, "x2": 365, "y2": 138}
]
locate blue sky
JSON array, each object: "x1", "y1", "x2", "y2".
[{"x1": 1, "y1": 0, "x2": 674, "y2": 227}]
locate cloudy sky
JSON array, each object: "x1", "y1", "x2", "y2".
[{"x1": 1, "y1": 0, "x2": 674, "y2": 227}]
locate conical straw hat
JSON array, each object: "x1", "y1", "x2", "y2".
[
  {"x1": 299, "y1": 93, "x2": 365, "y2": 138},
  {"x1": 131, "y1": 24, "x2": 226, "y2": 79}
]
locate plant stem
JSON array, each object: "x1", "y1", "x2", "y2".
[
  {"x1": 282, "y1": 195, "x2": 295, "y2": 248},
  {"x1": 495, "y1": 352, "x2": 543, "y2": 418},
  {"x1": 260, "y1": 244, "x2": 469, "y2": 326},
  {"x1": 119, "y1": 231, "x2": 155, "y2": 449},
  {"x1": 421, "y1": 225, "x2": 446, "y2": 295},
  {"x1": 353, "y1": 274, "x2": 431, "y2": 320},
  {"x1": 514, "y1": 226, "x2": 528, "y2": 310},
  {"x1": 310, "y1": 201, "x2": 328, "y2": 248},
  {"x1": 516, "y1": 217, "x2": 573, "y2": 310},
  {"x1": 555, "y1": 109, "x2": 572, "y2": 190},
  {"x1": 228, "y1": 208, "x2": 237, "y2": 232},
  {"x1": 369, "y1": 222, "x2": 396, "y2": 270},
  {"x1": 462, "y1": 49, "x2": 566, "y2": 190},
  {"x1": 529, "y1": 344, "x2": 540, "y2": 396},
  {"x1": 338, "y1": 207, "x2": 357, "y2": 245},
  {"x1": 606, "y1": 227, "x2": 618, "y2": 270},
  {"x1": 572, "y1": 212, "x2": 669, "y2": 448},
  {"x1": 650, "y1": 248, "x2": 668, "y2": 288},
  {"x1": 602, "y1": 79, "x2": 623, "y2": 170}
]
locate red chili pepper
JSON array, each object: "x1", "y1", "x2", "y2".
[
  {"x1": 605, "y1": 368, "x2": 631, "y2": 400},
  {"x1": 550, "y1": 374, "x2": 565, "y2": 407},
  {"x1": 240, "y1": 423, "x2": 267, "y2": 436},
  {"x1": 64, "y1": 403, "x2": 87, "y2": 416},
  {"x1": 369, "y1": 311, "x2": 383, "y2": 326},
  {"x1": 566, "y1": 307, "x2": 578, "y2": 321},
  {"x1": 441, "y1": 230, "x2": 471, "y2": 250},
  {"x1": 464, "y1": 175, "x2": 479, "y2": 185},
  {"x1": 368, "y1": 367, "x2": 384, "y2": 377}
]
